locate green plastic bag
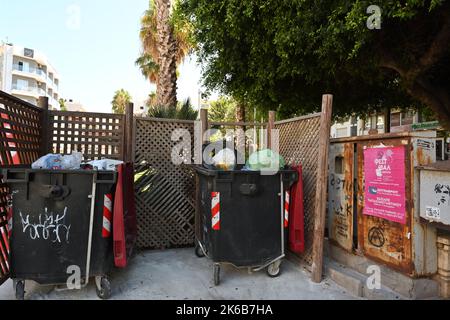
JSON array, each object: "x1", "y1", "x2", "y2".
[{"x1": 246, "y1": 149, "x2": 285, "y2": 171}]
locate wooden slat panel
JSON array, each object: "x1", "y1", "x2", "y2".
[
  {"x1": 134, "y1": 118, "x2": 195, "y2": 249},
  {"x1": 47, "y1": 111, "x2": 125, "y2": 161},
  {"x1": 0, "y1": 91, "x2": 42, "y2": 284},
  {"x1": 276, "y1": 114, "x2": 322, "y2": 269}
]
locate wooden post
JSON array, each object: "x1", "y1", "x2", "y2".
[
  {"x1": 200, "y1": 108, "x2": 208, "y2": 144},
  {"x1": 267, "y1": 111, "x2": 276, "y2": 149},
  {"x1": 311, "y1": 94, "x2": 333, "y2": 283},
  {"x1": 384, "y1": 107, "x2": 391, "y2": 133},
  {"x1": 38, "y1": 96, "x2": 50, "y2": 156},
  {"x1": 124, "y1": 102, "x2": 134, "y2": 163}
]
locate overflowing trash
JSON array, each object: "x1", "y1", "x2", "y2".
[
  {"x1": 202, "y1": 142, "x2": 285, "y2": 172},
  {"x1": 32, "y1": 152, "x2": 83, "y2": 170},
  {"x1": 87, "y1": 159, "x2": 124, "y2": 171},
  {"x1": 245, "y1": 149, "x2": 285, "y2": 171},
  {"x1": 31, "y1": 152, "x2": 124, "y2": 171},
  {"x1": 212, "y1": 148, "x2": 236, "y2": 171}
]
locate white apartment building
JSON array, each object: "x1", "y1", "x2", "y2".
[{"x1": 0, "y1": 42, "x2": 61, "y2": 109}]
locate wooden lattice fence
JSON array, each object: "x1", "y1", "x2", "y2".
[
  {"x1": 0, "y1": 89, "x2": 330, "y2": 282},
  {"x1": 133, "y1": 118, "x2": 196, "y2": 249},
  {"x1": 276, "y1": 113, "x2": 322, "y2": 268},
  {"x1": 0, "y1": 92, "x2": 44, "y2": 284},
  {"x1": 46, "y1": 110, "x2": 125, "y2": 161}
]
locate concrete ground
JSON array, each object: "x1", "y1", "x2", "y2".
[{"x1": 0, "y1": 248, "x2": 358, "y2": 300}]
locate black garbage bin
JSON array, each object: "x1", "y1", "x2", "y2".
[
  {"x1": 3, "y1": 168, "x2": 117, "y2": 299},
  {"x1": 193, "y1": 166, "x2": 298, "y2": 285}
]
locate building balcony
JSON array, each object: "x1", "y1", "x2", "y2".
[
  {"x1": 11, "y1": 84, "x2": 46, "y2": 98},
  {"x1": 12, "y1": 64, "x2": 47, "y2": 82}
]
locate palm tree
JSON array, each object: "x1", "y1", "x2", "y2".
[
  {"x1": 135, "y1": 53, "x2": 159, "y2": 83},
  {"x1": 137, "y1": 0, "x2": 193, "y2": 108},
  {"x1": 111, "y1": 89, "x2": 132, "y2": 114}
]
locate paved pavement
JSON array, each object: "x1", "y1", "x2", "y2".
[{"x1": 0, "y1": 248, "x2": 358, "y2": 300}]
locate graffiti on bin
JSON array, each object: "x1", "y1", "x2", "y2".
[{"x1": 19, "y1": 207, "x2": 71, "y2": 243}]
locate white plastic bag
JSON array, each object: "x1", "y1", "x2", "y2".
[
  {"x1": 61, "y1": 152, "x2": 83, "y2": 170},
  {"x1": 32, "y1": 154, "x2": 62, "y2": 169},
  {"x1": 32, "y1": 152, "x2": 83, "y2": 170},
  {"x1": 212, "y1": 148, "x2": 236, "y2": 171},
  {"x1": 87, "y1": 159, "x2": 124, "y2": 171}
]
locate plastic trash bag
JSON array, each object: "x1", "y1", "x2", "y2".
[
  {"x1": 61, "y1": 152, "x2": 83, "y2": 170},
  {"x1": 246, "y1": 149, "x2": 285, "y2": 171},
  {"x1": 32, "y1": 152, "x2": 83, "y2": 170},
  {"x1": 212, "y1": 148, "x2": 236, "y2": 171},
  {"x1": 87, "y1": 159, "x2": 124, "y2": 171},
  {"x1": 32, "y1": 154, "x2": 62, "y2": 169}
]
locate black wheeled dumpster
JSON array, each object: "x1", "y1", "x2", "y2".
[
  {"x1": 193, "y1": 166, "x2": 298, "y2": 285},
  {"x1": 3, "y1": 168, "x2": 117, "y2": 300}
]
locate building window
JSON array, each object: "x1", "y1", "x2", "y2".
[
  {"x1": 401, "y1": 111, "x2": 415, "y2": 125},
  {"x1": 15, "y1": 79, "x2": 28, "y2": 90},
  {"x1": 391, "y1": 112, "x2": 401, "y2": 127},
  {"x1": 336, "y1": 128, "x2": 348, "y2": 138},
  {"x1": 18, "y1": 61, "x2": 23, "y2": 71}
]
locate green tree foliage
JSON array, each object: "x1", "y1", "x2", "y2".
[
  {"x1": 208, "y1": 97, "x2": 268, "y2": 123},
  {"x1": 208, "y1": 97, "x2": 237, "y2": 123},
  {"x1": 59, "y1": 98, "x2": 67, "y2": 111},
  {"x1": 111, "y1": 89, "x2": 132, "y2": 114},
  {"x1": 148, "y1": 98, "x2": 198, "y2": 120},
  {"x1": 180, "y1": 0, "x2": 450, "y2": 127}
]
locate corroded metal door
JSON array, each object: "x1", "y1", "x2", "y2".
[
  {"x1": 328, "y1": 143, "x2": 354, "y2": 252},
  {"x1": 357, "y1": 139, "x2": 413, "y2": 274}
]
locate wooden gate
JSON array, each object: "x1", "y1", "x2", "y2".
[
  {"x1": 276, "y1": 113, "x2": 324, "y2": 268},
  {"x1": 133, "y1": 118, "x2": 196, "y2": 249}
]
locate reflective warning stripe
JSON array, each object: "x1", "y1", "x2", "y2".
[
  {"x1": 284, "y1": 191, "x2": 290, "y2": 228},
  {"x1": 211, "y1": 192, "x2": 220, "y2": 231},
  {"x1": 102, "y1": 194, "x2": 113, "y2": 238}
]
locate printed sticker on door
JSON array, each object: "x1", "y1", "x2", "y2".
[{"x1": 363, "y1": 146, "x2": 406, "y2": 224}]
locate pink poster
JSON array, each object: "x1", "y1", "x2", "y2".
[{"x1": 363, "y1": 146, "x2": 406, "y2": 224}]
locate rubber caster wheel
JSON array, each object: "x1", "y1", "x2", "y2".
[
  {"x1": 213, "y1": 264, "x2": 220, "y2": 286},
  {"x1": 95, "y1": 276, "x2": 112, "y2": 300},
  {"x1": 15, "y1": 280, "x2": 25, "y2": 300},
  {"x1": 267, "y1": 261, "x2": 282, "y2": 278},
  {"x1": 195, "y1": 244, "x2": 205, "y2": 258}
]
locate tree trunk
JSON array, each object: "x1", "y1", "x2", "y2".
[
  {"x1": 407, "y1": 79, "x2": 450, "y2": 130},
  {"x1": 384, "y1": 107, "x2": 391, "y2": 133},
  {"x1": 156, "y1": 0, "x2": 178, "y2": 108}
]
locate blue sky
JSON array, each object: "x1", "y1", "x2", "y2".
[{"x1": 0, "y1": 0, "x2": 202, "y2": 112}]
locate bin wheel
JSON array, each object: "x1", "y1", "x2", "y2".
[
  {"x1": 267, "y1": 261, "x2": 282, "y2": 278},
  {"x1": 95, "y1": 276, "x2": 112, "y2": 300},
  {"x1": 195, "y1": 244, "x2": 205, "y2": 258},
  {"x1": 213, "y1": 264, "x2": 220, "y2": 286},
  {"x1": 15, "y1": 280, "x2": 25, "y2": 300}
]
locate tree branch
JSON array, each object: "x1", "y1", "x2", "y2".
[{"x1": 410, "y1": 8, "x2": 450, "y2": 78}]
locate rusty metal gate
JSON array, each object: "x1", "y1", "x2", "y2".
[
  {"x1": 328, "y1": 143, "x2": 355, "y2": 252},
  {"x1": 328, "y1": 132, "x2": 439, "y2": 276}
]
